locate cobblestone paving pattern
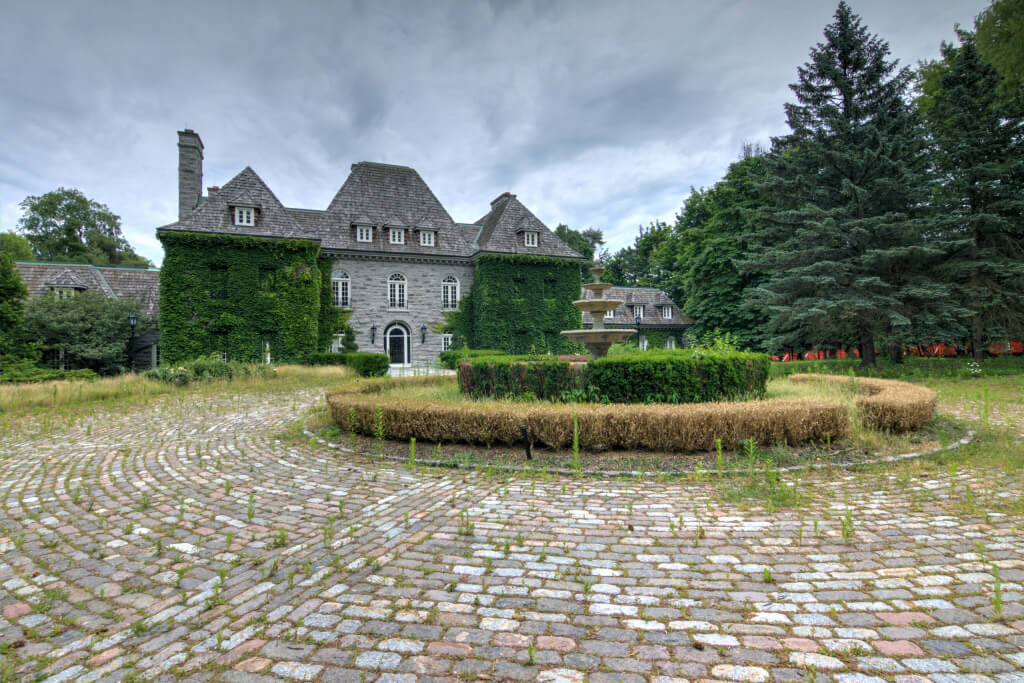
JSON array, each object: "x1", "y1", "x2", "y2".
[{"x1": 1, "y1": 388, "x2": 1023, "y2": 682}]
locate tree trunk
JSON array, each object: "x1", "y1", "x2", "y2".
[
  {"x1": 972, "y1": 314, "x2": 984, "y2": 363},
  {"x1": 859, "y1": 327, "x2": 876, "y2": 368}
]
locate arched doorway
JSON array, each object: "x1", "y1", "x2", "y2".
[{"x1": 384, "y1": 323, "x2": 410, "y2": 366}]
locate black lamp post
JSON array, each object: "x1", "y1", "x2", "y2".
[
  {"x1": 420, "y1": 324, "x2": 427, "y2": 344},
  {"x1": 370, "y1": 324, "x2": 377, "y2": 346},
  {"x1": 634, "y1": 310, "x2": 642, "y2": 350},
  {"x1": 128, "y1": 313, "x2": 138, "y2": 373}
]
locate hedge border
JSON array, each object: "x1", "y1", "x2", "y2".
[
  {"x1": 325, "y1": 376, "x2": 849, "y2": 452},
  {"x1": 788, "y1": 373, "x2": 937, "y2": 431}
]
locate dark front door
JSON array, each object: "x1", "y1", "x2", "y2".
[{"x1": 386, "y1": 325, "x2": 408, "y2": 364}]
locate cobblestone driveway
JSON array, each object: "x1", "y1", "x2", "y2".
[{"x1": 1, "y1": 389, "x2": 1022, "y2": 682}]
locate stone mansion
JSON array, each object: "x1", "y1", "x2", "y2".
[{"x1": 157, "y1": 130, "x2": 587, "y2": 366}]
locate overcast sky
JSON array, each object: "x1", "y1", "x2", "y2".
[{"x1": 0, "y1": 0, "x2": 987, "y2": 266}]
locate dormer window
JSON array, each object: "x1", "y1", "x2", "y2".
[
  {"x1": 524, "y1": 231, "x2": 538, "y2": 248},
  {"x1": 389, "y1": 228, "x2": 405, "y2": 245},
  {"x1": 662, "y1": 305, "x2": 672, "y2": 319},
  {"x1": 604, "y1": 308, "x2": 614, "y2": 319},
  {"x1": 234, "y1": 206, "x2": 255, "y2": 226},
  {"x1": 356, "y1": 225, "x2": 373, "y2": 243},
  {"x1": 52, "y1": 287, "x2": 77, "y2": 300},
  {"x1": 420, "y1": 230, "x2": 435, "y2": 247},
  {"x1": 632, "y1": 304, "x2": 645, "y2": 320}
]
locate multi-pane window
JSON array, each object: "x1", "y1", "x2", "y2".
[
  {"x1": 389, "y1": 228, "x2": 405, "y2": 244},
  {"x1": 234, "y1": 207, "x2": 255, "y2": 226},
  {"x1": 420, "y1": 230, "x2": 435, "y2": 247},
  {"x1": 662, "y1": 305, "x2": 672, "y2": 319},
  {"x1": 356, "y1": 225, "x2": 373, "y2": 242},
  {"x1": 332, "y1": 272, "x2": 350, "y2": 307},
  {"x1": 442, "y1": 276, "x2": 459, "y2": 310},
  {"x1": 442, "y1": 334, "x2": 453, "y2": 352},
  {"x1": 664, "y1": 337, "x2": 677, "y2": 350},
  {"x1": 604, "y1": 308, "x2": 615, "y2": 319},
  {"x1": 388, "y1": 273, "x2": 407, "y2": 309},
  {"x1": 632, "y1": 304, "x2": 645, "y2": 319},
  {"x1": 523, "y1": 231, "x2": 538, "y2": 247},
  {"x1": 638, "y1": 335, "x2": 648, "y2": 351},
  {"x1": 52, "y1": 287, "x2": 76, "y2": 300}
]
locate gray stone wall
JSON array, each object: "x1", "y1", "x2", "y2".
[{"x1": 326, "y1": 256, "x2": 474, "y2": 364}]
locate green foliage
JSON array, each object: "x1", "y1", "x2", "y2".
[
  {"x1": 601, "y1": 221, "x2": 672, "y2": 288},
  {"x1": 18, "y1": 290, "x2": 154, "y2": 375},
  {"x1": 303, "y1": 352, "x2": 389, "y2": 377},
  {"x1": 925, "y1": 32, "x2": 1024, "y2": 361},
  {"x1": 438, "y1": 348, "x2": 510, "y2": 369},
  {"x1": 974, "y1": 0, "x2": 1024, "y2": 97},
  {"x1": 451, "y1": 254, "x2": 583, "y2": 355},
  {"x1": 0, "y1": 358, "x2": 97, "y2": 383},
  {"x1": 742, "y1": 2, "x2": 944, "y2": 366},
  {"x1": 584, "y1": 350, "x2": 770, "y2": 404},
  {"x1": 157, "y1": 231, "x2": 321, "y2": 364},
  {"x1": 0, "y1": 252, "x2": 30, "y2": 360},
  {"x1": 553, "y1": 224, "x2": 605, "y2": 277},
  {"x1": 144, "y1": 354, "x2": 272, "y2": 385},
  {"x1": 316, "y1": 256, "x2": 345, "y2": 352},
  {"x1": 17, "y1": 188, "x2": 152, "y2": 267},
  {"x1": 1, "y1": 232, "x2": 34, "y2": 261},
  {"x1": 462, "y1": 357, "x2": 583, "y2": 401}
]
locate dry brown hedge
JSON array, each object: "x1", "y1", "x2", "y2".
[
  {"x1": 325, "y1": 376, "x2": 849, "y2": 452},
  {"x1": 788, "y1": 373, "x2": 936, "y2": 432}
]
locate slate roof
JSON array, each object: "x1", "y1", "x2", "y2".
[
  {"x1": 14, "y1": 262, "x2": 161, "y2": 317},
  {"x1": 581, "y1": 286, "x2": 693, "y2": 327},
  {"x1": 475, "y1": 193, "x2": 583, "y2": 259},
  {"x1": 159, "y1": 167, "x2": 315, "y2": 241},
  {"x1": 315, "y1": 162, "x2": 473, "y2": 257}
]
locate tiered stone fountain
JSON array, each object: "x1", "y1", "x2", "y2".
[{"x1": 561, "y1": 265, "x2": 635, "y2": 358}]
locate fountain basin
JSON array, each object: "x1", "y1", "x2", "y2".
[
  {"x1": 561, "y1": 328, "x2": 636, "y2": 359},
  {"x1": 572, "y1": 299, "x2": 625, "y2": 315}
]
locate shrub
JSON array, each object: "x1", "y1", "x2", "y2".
[
  {"x1": 145, "y1": 354, "x2": 272, "y2": 386},
  {"x1": 584, "y1": 350, "x2": 770, "y2": 404},
  {"x1": 303, "y1": 351, "x2": 389, "y2": 376},
  {"x1": 326, "y1": 376, "x2": 849, "y2": 452},
  {"x1": 0, "y1": 358, "x2": 98, "y2": 384},
  {"x1": 342, "y1": 352, "x2": 389, "y2": 377},
  {"x1": 458, "y1": 356, "x2": 587, "y2": 400},
  {"x1": 439, "y1": 348, "x2": 509, "y2": 370},
  {"x1": 789, "y1": 373, "x2": 936, "y2": 431}
]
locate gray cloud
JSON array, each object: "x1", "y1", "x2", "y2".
[{"x1": 0, "y1": 0, "x2": 987, "y2": 264}]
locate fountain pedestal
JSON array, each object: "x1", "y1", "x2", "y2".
[{"x1": 561, "y1": 266, "x2": 635, "y2": 358}]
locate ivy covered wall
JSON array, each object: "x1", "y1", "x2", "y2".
[
  {"x1": 453, "y1": 254, "x2": 583, "y2": 354},
  {"x1": 158, "y1": 231, "x2": 322, "y2": 364}
]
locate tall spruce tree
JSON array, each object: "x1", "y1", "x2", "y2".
[
  {"x1": 743, "y1": 2, "x2": 945, "y2": 365},
  {"x1": 924, "y1": 33, "x2": 1024, "y2": 361}
]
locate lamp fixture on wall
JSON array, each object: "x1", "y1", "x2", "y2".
[
  {"x1": 370, "y1": 324, "x2": 377, "y2": 345},
  {"x1": 420, "y1": 324, "x2": 427, "y2": 344}
]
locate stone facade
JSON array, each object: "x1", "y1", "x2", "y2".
[{"x1": 157, "y1": 130, "x2": 584, "y2": 365}]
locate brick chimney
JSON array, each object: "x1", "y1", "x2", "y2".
[{"x1": 177, "y1": 129, "x2": 204, "y2": 220}]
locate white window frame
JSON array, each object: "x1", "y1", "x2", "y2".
[
  {"x1": 53, "y1": 287, "x2": 76, "y2": 300},
  {"x1": 389, "y1": 227, "x2": 405, "y2": 245},
  {"x1": 331, "y1": 272, "x2": 350, "y2": 308},
  {"x1": 639, "y1": 335, "x2": 648, "y2": 351},
  {"x1": 633, "y1": 304, "x2": 645, "y2": 320},
  {"x1": 356, "y1": 225, "x2": 373, "y2": 243},
  {"x1": 664, "y1": 337, "x2": 677, "y2": 350},
  {"x1": 388, "y1": 273, "x2": 407, "y2": 309},
  {"x1": 420, "y1": 230, "x2": 435, "y2": 247},
  {"x1": 604, "y1": 308, "x2": 615, "y2": 319},
  {"x1": 331, "y1": 333, "x2": 343, "y2": 353},
  {"x1": 234, "y1": 206, "x2": 255, "y2": 226},
  {"x1": 662, "y1": 305, "x2": 672, "y2": 319},
  {"x1": 442, "y1": 333, "x2": 453, "y2": 352},
  {"x1": 523, "y1": 231, "x2": 538, "y2": 247},
  {"x1": 441, "y1": 275, "x2": 459, "y2": 310}
]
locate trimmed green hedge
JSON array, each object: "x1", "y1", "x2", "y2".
[
  {"x1": 458, "y1": 349, "x2": 770, "y2": 403},
  {"x1": 439, "y1": 348, "x2": 510, "y2": 369},
  {"x1": 0, "y1": 358, "x2": 98, "y2": 384},
  {"x1": 305, "y1": 352, "x2": 389, "y2": 377},
  {"x1": 460, "y1": 356, "x2": 584, "y2": 400},
  {"x1": 585, "y1": 350, "x2": 770, "y2": 403}
]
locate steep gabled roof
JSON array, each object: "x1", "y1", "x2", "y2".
[
  {"x1": 14, "y1": 262, "x2": 160, "y2": 317},
  {"x1": 159, "y1": 167, "x2": 315, "y2": 241},
  {"x1": 475, "y1": 193, "x2": 583, "y2": 259},
  {"x1": 316, "y1": 162, "x2": 473, "y2": 257}
]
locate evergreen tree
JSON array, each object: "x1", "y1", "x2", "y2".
[
  {"x1": 974, "y1": 0, "x2": 1024, "y2": 98},
  {"x1": 602, "y1": 221, "x2": 672, "y2": 288},
  {"x1": 743, "y1": 2, "x2": 945, "y2": 365},
  {"x1": 0, "y1": 252, "x2": 30, "y2": 363},
  {"x1": 925, "y1": 33, "x2": 1024, "y2": 361}
]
